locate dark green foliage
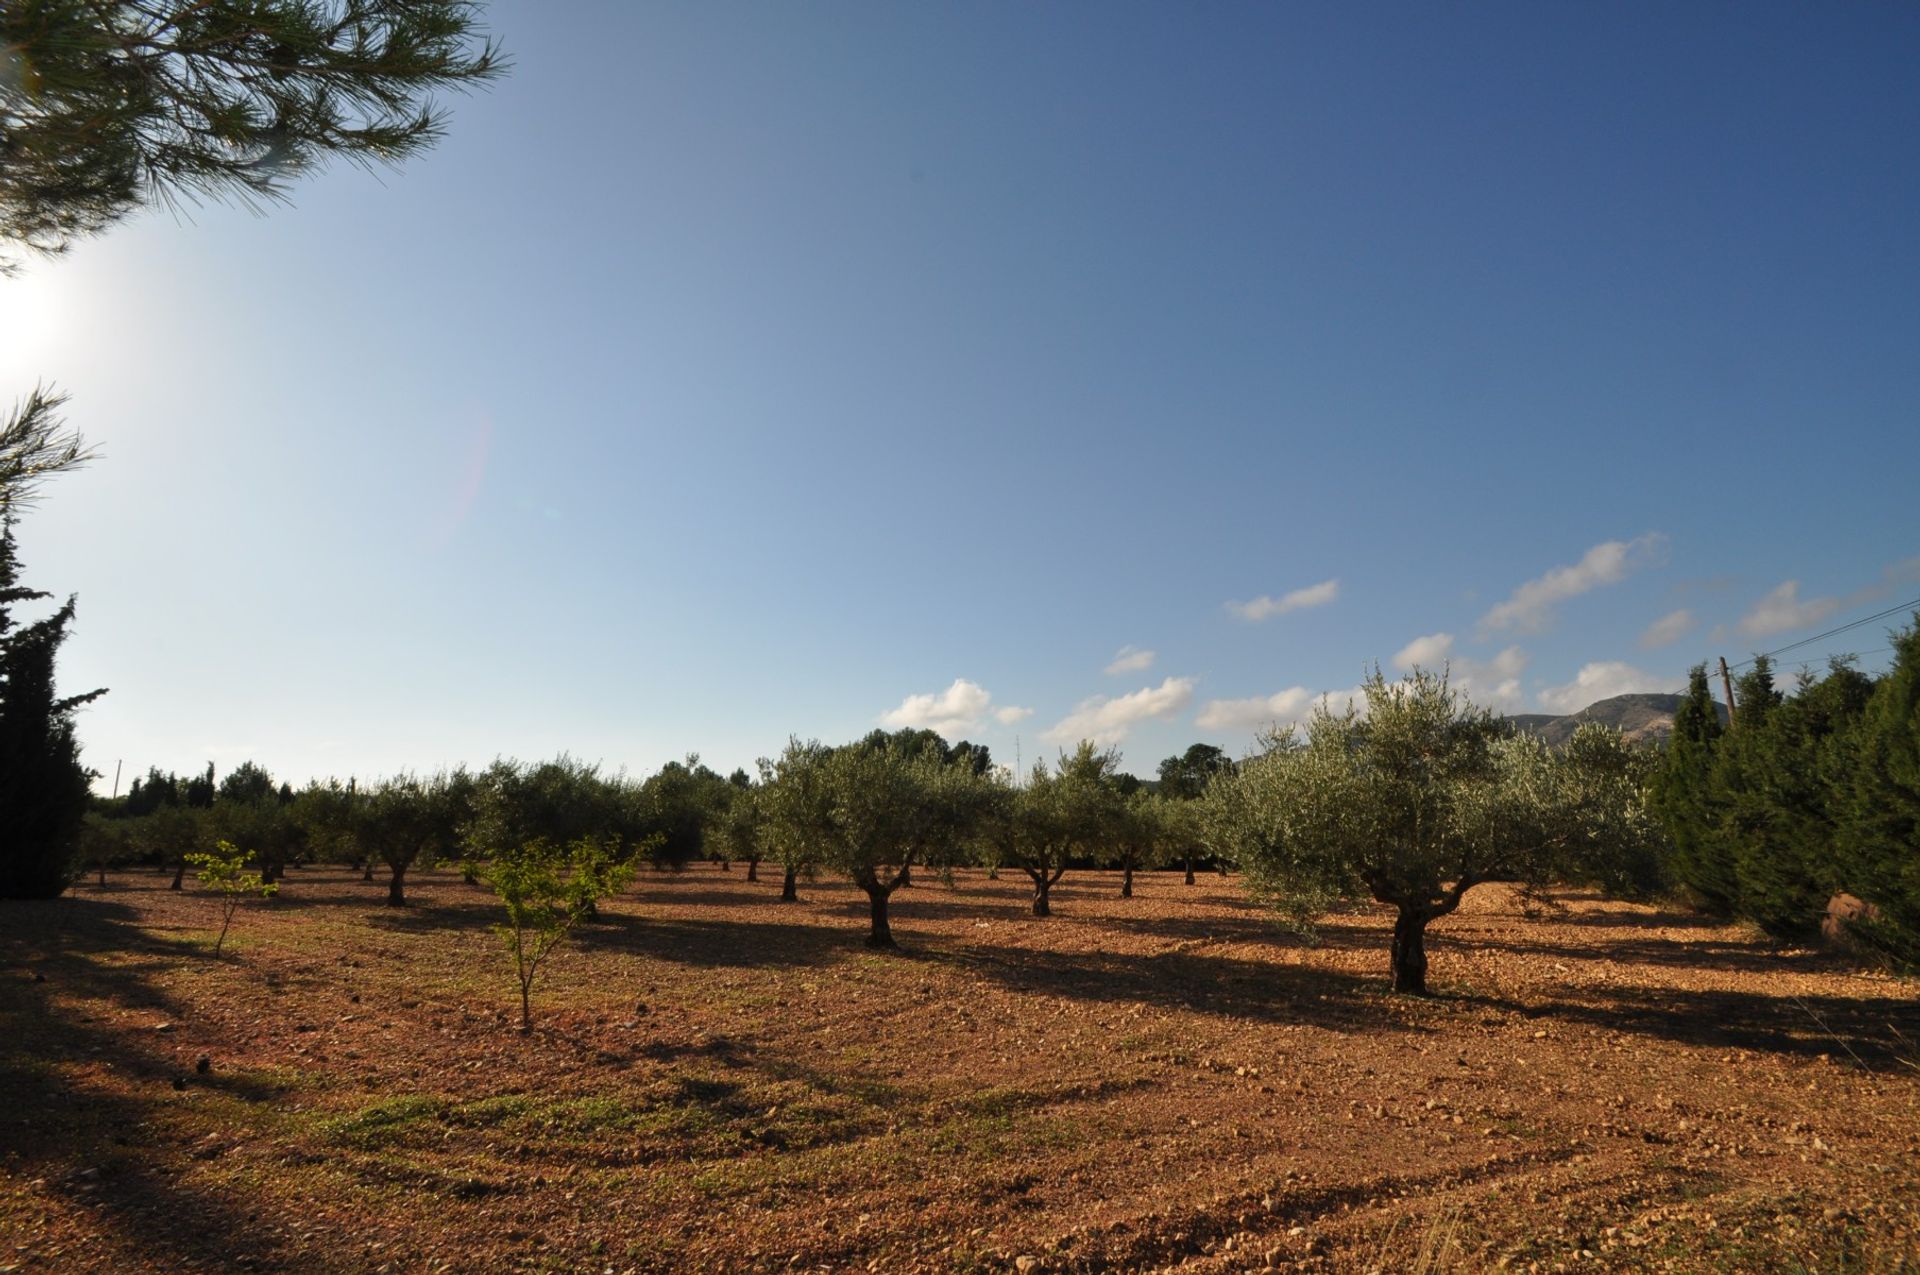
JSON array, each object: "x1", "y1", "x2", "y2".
[
  {"x1": 639, "y1": 755, "x2": 732, "y2": 869},
  {"x1": 1156, "y1": 743, "x2": 1234, "y2": 800},
  {"x1": 1650, "y1": 666, "x2": 1734, "y2": 913},
  {"x1": 0, "y1": 511, "x2": 103, "y2": 898},
  {"x1": 1, "y1": 0, "x2": 501, "y2": 268},
  {"x1": 1646, "y1": 644, "x2": 1918, "y2": 956},
  {"x1": 184, "y1": 762, "x2": 216, "y2": 808},
  {"x1": 124, "y1": 766, "x2": 184, "y2": 817},
  {"x1": 1730, "y1": 661, "x2": 1874, "y2": 941},
  {"x1": 1843, "y1": 618, "x2": 1920, "y2": 966},
  {"x1": 218, "y1": 760, "x2": 280, "y2": 806},
  {"x1": 948, "y1": 740, "x2": 994, "y2": 777}
]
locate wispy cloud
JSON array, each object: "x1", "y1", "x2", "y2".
[
  {"x1": 1195, "y1": 684, "x2": 1369, "y2": 734},
  {"x1": 1737, "y1": 582, "x2": 1839, "y2": 640},
  {"x1": 1639, "y1": 608, "x2": 1696, "y2": 650},
  {"x1": 1227, "y1": 579, "x2": 1339, "y2": 622},
  {"x1": 1390, "y1": 632, "x2": 1529, "y2": 711},
  {"x1": 881, "y1": 679, "x2": 1031, "y2": 738},
  {"x1": 1478, "y1": 535, "x2": 1665, "y2": 637},
  {"x1": 1042, "y1": 676, "x2": 1195, "y2": 746},
  {"x1": 1103, "y1": 645, "x2": 1156, "y2": 676},
  {"x1": 1537, "y1": 662, "x2": 1677, "y2": 714},
  {"x1": 1733, "y1": 555, "x2": 1920, "y2": 645},
  {"x1": 1194, "y1": 687, "x2": 1316, "y2": 731}
]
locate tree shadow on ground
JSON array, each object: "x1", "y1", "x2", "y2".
[
  {"x1": 1542, "y1": 905, "x2": 1730, "y2": 932},
  {"x1": 584, "y1": 913, "x2": 858, "y2": 970},
  {"x1": 1536, "y1": 983, "x2": 1920, "y2": 1072},
  {"x1": 357, "y1": 899, "x2": 501, "y2": 935},
  {"x1": 925, "y1": 941, "x2": 1415, "y2": 1037},
  {"x1": 0, "y1": 896, "x2": 328, "y2": 1272},
  {"x1": 1452, "y1": 928, "x2": 1856, "y2": 977}
]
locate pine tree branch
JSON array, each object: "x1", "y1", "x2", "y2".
[{"x1": 0, "y1": 386, "x2": 95, "y2": 506}]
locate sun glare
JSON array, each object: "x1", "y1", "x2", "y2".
[{"x1": 0, "y1": 266, "x2": 77, "y2": 379}]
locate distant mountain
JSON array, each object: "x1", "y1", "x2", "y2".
[{"x1": 1507, "y1": 692, "x2": 1728, "y2": 748}]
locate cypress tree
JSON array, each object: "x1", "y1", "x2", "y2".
[
  {"x1": 0, "y1": 511, "x2": 106, "y2": 898},
  {"x1": 1844, "y1": 617, "x2": 1920, "y2": 966},
  {"x1": 1735, "y1": 661, "x2": 1875, "y2": 941},
  {"x1": 1651, "y1": 665, "x2": 1735, "y2": 913},
  {"x1": 1704, "y1": 658, "x2": 1782, "y2": 931}
]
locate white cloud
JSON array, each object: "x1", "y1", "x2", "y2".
[
  {"x1": 1104, "y1": 645, "x2": 1156, "y2": 676},
  {"x1": 1227, "y1": 578, "x2": 1340, "y2": 622},
  {"x1": 1195, "y1": 684, "x2": 1371, "y2": 735},
  {"x1": 1478, "y1": 534, "x2": 1665, "y2": 637},
  {"x1": 1737, "y1": 581, "x2": 1839, "y2": 640},
  {"x1": 1042, "y1": 676, "x2": 1195, "y2": 746},
  {"x1": 1392, "y1": 632, "x2": 1455, "y2": 670},
  {"x1": 1389, "y1": 632, "x2": 1528, "y2": 711},
  {"x1": 1195, "y1": 687, "x2": 1317, "y2": 731},
  {"x1": 1538, "y1": 662, "x2": 1678, "y2": 714},
  {"x1": 1639, "y1": 608, "x2": 1695, "y2": 650},
  {"x1": 881, "y1": 679, "x2": 1030, "y2": 738}
]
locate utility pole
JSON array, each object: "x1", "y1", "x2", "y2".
[
  {"x1": 1718, "y1": 656, "x2": 1738, "y2": 727},
  {"x1": 111, "y1": 759, "x2": 122, "y2": 799}
]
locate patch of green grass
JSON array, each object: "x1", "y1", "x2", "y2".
[{"x1": 319, "y1": 1094, "x2": 451, "y2": 1147}]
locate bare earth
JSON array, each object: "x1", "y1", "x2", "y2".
[{"x1": 3, "y1": 866, "x2": 1917, "y2": 1274}]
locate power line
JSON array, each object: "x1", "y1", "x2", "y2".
[
  {"x1": 1729, "y1": 596, "x2": 1920, "y2": 670},
  {"x1": 1768, "y1": 644, "x2": 1895, "y2": 670}
]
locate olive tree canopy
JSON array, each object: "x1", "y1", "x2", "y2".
[{"x1": 1208, "y1": 669, "x2": 1658, "y2": 994}]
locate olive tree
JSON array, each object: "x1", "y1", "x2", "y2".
[
  {"x1": 986, "y1": 742, "x2": 1122, "y2": 917},
  {"x1": 709, "y1": 779, "x2": 768, "y2": 883},
  {"x1": 761, "y1": 739, "x2": 966, "y2": 948},
  {"x1": 1107, "y1": 790, "x2": 1177, "y2": 899},
  {"x1": 1157, "y1": 742, "x2": 1235, "y2": 883},
  {"x1": 358, "y1": 769, "x2": 473, "y2": 906},
  {"x1": 1209, "y1": 669, "x2": 1655, "y2": 995}
]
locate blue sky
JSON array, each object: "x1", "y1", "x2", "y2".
[{"x1": 5, "y1": 1, "x2": 1918, "y2": 786}]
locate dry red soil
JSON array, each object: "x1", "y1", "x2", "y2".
[{"x1": 3, "y1": 866, "x2": 1918, "y2": 1274}]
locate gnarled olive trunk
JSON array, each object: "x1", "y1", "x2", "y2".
[
  {"x1": 1390, "y1": 906, "x2": 1431, "y2": 995},
  {"x1": 361, "y1": 860, "x2": 375, "y2": 882},
  {"x1": 1121, "y1": 864, "x2": 1134, "y2": 898},
  {"x1": 387, "y1": 862, "x2": 408, "y2": 907},
  {"x1": 170, "y1": 857, "x2": 186, "y2": 890},
  {"x1": 1379, "y1": 877, "x2": 1477, "y2": 996},
  {"x1": 746, "y1": 857, "x2": 759, "y2": 883},
  {"x1": 780, "y1": 864, "x2": 798, "y2": 901},
  {"x1": 1184, "y1": 853, "x2": 1196, "y2": 886},
  {"x1": 898, "y1": 862, "x2": 913, "y2": 888},
  {"x1": 864, "y1": 886, "x2": 896, "y2": 948}
]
